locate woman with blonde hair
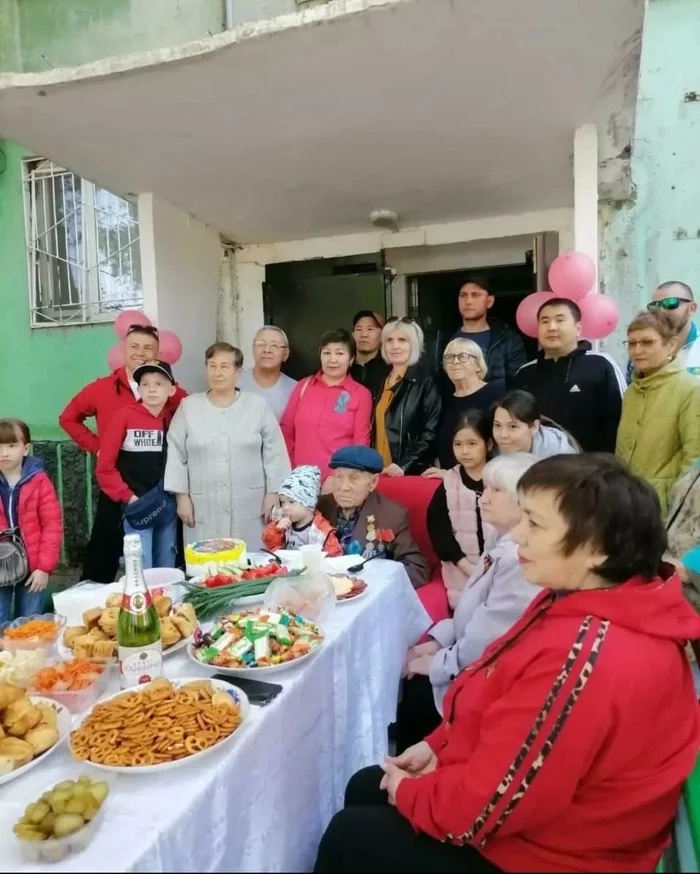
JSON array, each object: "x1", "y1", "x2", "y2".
[
  {"x1": 373, "y1": 318, "x2": 442, "y2": 476},
  {"x1": 428, "y1": 337, "x2": 504, "y2": 471},
  {"x1": 617, "y1": 309, "x2": 700, "y2": 515}
]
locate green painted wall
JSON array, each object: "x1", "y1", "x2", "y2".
[
  {"x1": 2, "y1": 0, "x2": 225, "y2": 72},
  {"x1": 0, "y1": 0, "x2": 19, "y2": 69},
  {"x1": 0, "y1": 140, "x2": 114, "y2": 439},
  {"x1": 601, "y1": 0, "x2": 700, "y2": 361}
]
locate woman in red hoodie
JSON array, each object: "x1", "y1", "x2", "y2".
[{"x1": 315, "y1": 454, "x2": 700, "y2": 874}]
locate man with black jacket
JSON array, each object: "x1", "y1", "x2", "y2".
[
  {"x1": 432, "y1": 277, "x2": 527, "y2": 392},
  {"x1": 512, "y1": 298, "x2": 625, "y2": 452},
  {"x1": 350, "y1": 310, "x2": 390, "y2": 402}
]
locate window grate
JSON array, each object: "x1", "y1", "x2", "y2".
[{"x1": 22, "y1": 158, "x2": 143, "y2": 327}]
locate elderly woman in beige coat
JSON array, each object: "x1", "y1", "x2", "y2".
[{"x1": 165, "y1": 342, "x2": 291, "y2": 551}]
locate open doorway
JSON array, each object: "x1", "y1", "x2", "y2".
[
  {"x1": 265, "y1": 256, "x2": 388, "y2": 379},
  {"x1": 408, "y1": 260, "x2": 538, "y2": 364}
]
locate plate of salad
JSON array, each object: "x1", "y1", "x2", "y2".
[{"x1": 183, "y1": 563, "x2": 306, "y2": 621}]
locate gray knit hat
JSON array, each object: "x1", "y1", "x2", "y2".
[{"x1": 278, "y1": 465, "x2": 321, "y2": 511}]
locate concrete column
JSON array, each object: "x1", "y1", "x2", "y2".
[
  {"x1": 573, "y1": 124, "x2": 599, "y2": 288},
  {"x1": 137, "y1": 193, "x2": 222, "y2": 392},
  {"x1": 234, "y1": 259, "x2": 267, "y2": 362}
]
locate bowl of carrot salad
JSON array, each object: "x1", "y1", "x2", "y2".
[
  {"x1": 30, "y1": 659, "x2": 112, "y2": 713},
  {"x1": 0, "y1": 614, "x2": 67, "y2": 653}
]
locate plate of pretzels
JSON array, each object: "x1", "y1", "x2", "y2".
[{"x1": 69, "y1": 677, "x2": 249, "y2": 772}]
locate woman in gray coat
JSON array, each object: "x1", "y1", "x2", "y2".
[
  {"x1": 395, "y1": 452, "x2": 541, "y2": 753},
  {"x1": 165, "y1": 342, "x2": 291, "y2": 552}
]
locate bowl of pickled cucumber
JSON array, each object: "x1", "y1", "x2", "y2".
[{"x1": 12, "y1": 775, "x2": 110, "y2": 863}]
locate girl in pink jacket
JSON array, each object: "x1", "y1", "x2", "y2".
[
  {"x1": 424, "y1": 411, "x2": 496, "y2": 608},
  {"x1": 280, "y1": 330, "x2": 372, "y2": 480}
]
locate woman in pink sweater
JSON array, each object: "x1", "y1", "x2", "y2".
[{"x1": 281, "y1": 330, "x2": 372, "y2": 480}]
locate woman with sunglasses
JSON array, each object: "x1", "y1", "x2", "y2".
[
  {"x1": 373, "y1": 319, "x2": 442, "y2": 476},
  {"x1": 424, "y1": 338, "x2": 504, "y2": 473},
  {"x1": 616, "y1": 309, "x2": 700, "y2": 515}
]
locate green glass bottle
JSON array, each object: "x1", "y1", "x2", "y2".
[{"x1": 117, "y1": 534, "x2": 163, "y2": 689}]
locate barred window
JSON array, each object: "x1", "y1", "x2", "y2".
[{"x1": 23, "y1": 158, "x2": 142, "y2": 327}]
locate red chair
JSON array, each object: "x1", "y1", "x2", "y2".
[{"x1": 375, "y1": 475, "x2": 450, "y2": 632}]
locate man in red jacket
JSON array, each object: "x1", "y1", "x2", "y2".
[{"x1": 59, "y1": 325, "x2": 186, "y2": 582}]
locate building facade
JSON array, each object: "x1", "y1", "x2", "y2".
[{"x1": 0, "y1": 0, "x2": 697, "y2": 563}]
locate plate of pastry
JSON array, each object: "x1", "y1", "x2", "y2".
[
  {"x1": 0, "y1": 683, "x2": 71, "y2": 786},
  {"x1": 58, "y1": 594, "x2": 197, "y2": 661}
]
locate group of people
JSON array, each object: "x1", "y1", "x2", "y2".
[{"x1": 1, "y1": 270, "x2": 699, "y2": 873}]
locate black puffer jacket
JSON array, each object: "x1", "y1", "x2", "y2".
[
  {"x1": 431, "y1": 318, "x2": 527, "y2": 390},
  {"x1": 373, "y1": 363, "x2": 442, "y2": 474}
]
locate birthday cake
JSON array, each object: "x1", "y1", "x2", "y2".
[{"x1": 185, "y1": 538, "x2": 246, "y2": 578}]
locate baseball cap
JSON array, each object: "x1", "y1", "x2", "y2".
[
  {"x1": 133, "y1": 360, "x2": 175, "y2": 384},
  {"x1": 352, "y1": 310, "x2": 385, "y2": 330}
]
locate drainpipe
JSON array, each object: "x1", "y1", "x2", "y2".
[
  {"x1": 533, "y1": 233, "x2": 547, "y2": 291},
  {"x1": 224, "y1": 0, "x2": 235, "y2": 30},
  {"x1": 217, "y1": 243, "x2": 239, "y2": 343}
]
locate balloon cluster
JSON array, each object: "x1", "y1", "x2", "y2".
[
  {"x1": 107, "y1": 311, "x2": 183, "y2": 372},
  {"x1": 515, "y1": 251, "x2": 619, "y2": 340}
]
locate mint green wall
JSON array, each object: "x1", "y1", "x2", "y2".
[
  {"x1": 0, "y1": 140, "x2": 114, "y2": 439},
  {"x1": 2, "y1": 0, "x2": 225, "y2": 72},
  {"x1": 602, "y1": 0, "x2": 700, "y2": 361}
]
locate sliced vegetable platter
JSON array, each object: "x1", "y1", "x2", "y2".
[{"x1": 183, "y1": 561, "x2": 306, "y2": 621}]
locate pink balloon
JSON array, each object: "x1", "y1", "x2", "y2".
[
  {"x1": 548, "y1": 251, "x2": 596, "y2": 301},
  {"x1": 515, "y1": 291, "x2": 555, "y2": 338},
  {"x1": 579, "y1": 294, "x2": 620, "y2": 340},
  {"x1": 158, "y1": 330, "x2": 182, "y2": 365},
  {"x1": 114, "y1": 309, "x2": 151, "y2": 340},
  {"x1": 107, "y1": 342, "x2": 124, "y2": 371}
]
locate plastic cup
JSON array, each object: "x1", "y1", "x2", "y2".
[{"x1": 299, "y1": 545, "x2": 324, "y2": 573}]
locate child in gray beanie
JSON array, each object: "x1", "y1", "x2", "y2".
[{"x1": 262, "y1": 465, "x2": 342, "y2": 556}]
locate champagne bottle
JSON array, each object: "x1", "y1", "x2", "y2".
[{"x1": 117, "y1": 534, "x2": 163, "y2": 689}]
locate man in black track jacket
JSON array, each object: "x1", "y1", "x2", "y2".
[{"x1": 512, "y1": 298, "x2": 626, "y2": 453}]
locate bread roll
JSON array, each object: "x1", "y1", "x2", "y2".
[
  {"x1": 0, "y1": 682, "x2": 25, "y2": 709},
  {"x1": 24, "y1": 726, "x2": 58, "y2": 755},
  {"x1": 63, "y1": 626, "x2": 88, "y2": 649}
]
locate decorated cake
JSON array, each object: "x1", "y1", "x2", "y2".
[{"x1": 185, "y1": 538, "x2": 246, "y2": 578}]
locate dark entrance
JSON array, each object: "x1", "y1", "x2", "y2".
[
  {"x1": 264, "y1": 257, "x2": 388, "y2": 380},
  {"x1": 408, "y1": 260, "x2": 538, "y2": 366}
]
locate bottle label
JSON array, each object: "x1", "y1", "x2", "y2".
[
  {"x1": 118, "y1": 641, "x2": 163, "y2": 688},
  {"x1": 121, "y1": 590, "x2": 153, "y2": 615}
]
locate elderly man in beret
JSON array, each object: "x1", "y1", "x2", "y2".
[{"x1": 318, "y1": 446, "x2": 429, "y2": 588}]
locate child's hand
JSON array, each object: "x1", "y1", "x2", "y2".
[
  {"x1": 276, "y1": 517, "x2": 292, "y2": 532},
  {"x1": 26, "y1": 570, "x2": 49, "y2": 593}
]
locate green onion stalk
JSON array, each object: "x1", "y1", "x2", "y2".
[{"x1": 182, "y1": 570, "x2": 305, "y2": 621}]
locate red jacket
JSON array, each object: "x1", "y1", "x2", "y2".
[
  {"x1": 396, "y1": 568, "x2": 700, "y2": 873},
  {"x1": 0, "y1": 458, "x2": 63, "y2": 574},
  {"x1": 96, "y1": 402, "x2": 171, "y2": 504},
  {"x1": 261, "y1": 510, "x2": 343, "y2": 557},
  {"x1": 59, "y1": 367, "x2": 186, "y2": 455},
  {"x1": 280, "y1": 373, "x2": 372, "y2": 479}
]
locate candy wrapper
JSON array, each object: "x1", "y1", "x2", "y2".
[{"x1": 263, "y1": 572, "x2": 336, "y2": 625}]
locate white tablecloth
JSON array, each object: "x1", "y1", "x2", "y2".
[{"x1": 1, "y1": 561, "x2": 430, "y2": 873}]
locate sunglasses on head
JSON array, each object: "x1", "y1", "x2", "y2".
[
  {"x1": 647, "y1": 297, "x2": 693, "y2": 312},
  {"x1": 127, "y1": 324, "x2": 159, "y2": 336},
  {"x1": 386, "y1": 317, "x2": 416, "y2": 325}
]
